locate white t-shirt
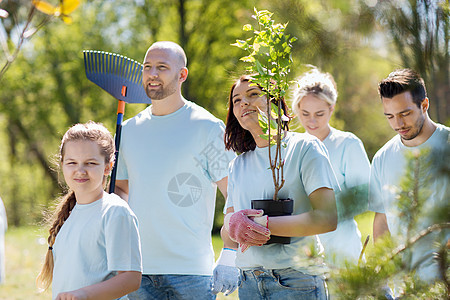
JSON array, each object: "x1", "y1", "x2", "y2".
[
  {"x1": 226, "y1": 132, "x2": 339, "y2": 275},
  {"x1": 369, "y1": 124, "x2": 449, "y2": 282},
  {"x1": 116, "y1": 101, "x2": 235, "y2": 275},
  {"x1": 318, "y1": 127, "x2": 370, "y2": 265},
  {"x1": 52, "y1": 192, "x2": 142, "y2": 299},
  {"x1": 0, "y1": 197, "x2": 6, "y2": 284}
]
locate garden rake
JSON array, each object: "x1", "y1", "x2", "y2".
[{"x1": 83, "y1": 50, "x2": 152, "y2": 193}]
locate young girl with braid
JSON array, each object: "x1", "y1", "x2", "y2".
[{"x1": 36, "y1": 121, "x2": 142, "y2": 300}]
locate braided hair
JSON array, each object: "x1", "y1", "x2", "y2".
[{"x1": 36, "y1": 121, "x2": 114, "y2": 290}]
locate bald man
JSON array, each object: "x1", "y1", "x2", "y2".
[{"x1": 114, "y1": 41, "x2": 237, "y2": 299}]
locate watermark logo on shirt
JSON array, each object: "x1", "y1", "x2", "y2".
[
  {"x1": 194, "y1": 139, "x2": 230, "y2": 173},
  {"x1": 167, "y1": 173, "x2": 202, "y2": 207}
]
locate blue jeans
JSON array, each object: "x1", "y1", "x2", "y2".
[
  {"x1": 127, "y1": 274, "x2": 216, "y2": 300},
  {"x1": 238, "y1": 267, "x2": 328, "y2": 300}
]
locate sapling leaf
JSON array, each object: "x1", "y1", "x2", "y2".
[
  {"x1": 234, "y1": 8, "x2": 296, "y2": 201},
  {"x1": 269, "y1": 118, "x2": 278, "y2": 130},
  {"x1": 240, "y1": 56, "x2": 255, "y2": 63},
  {"x1": 255, "y1": 60, "x2": 266, "y2": 75},
  {"x1": 231, "y1": 39, "x2": 247, "y2": 48},
  {"x1": 260, "y1": 14, "x2": 271, "y2": 24},
  {"x1": 243, "y1": 24, "x2": 253, "y2": 31},
  {"x1": 259, "y1": 134, "x2": 269, "y2": 141},
  {"x1": 270, "y1": 102, "x2": 279, "y2": 119},
  {"x1": 253, "y1": 42, "x2": 261, "y2": 52},
  {"x1": 258, "y1": 107, "x2": 268, "y2": 122},
  {"x1": 258, "y1": 118, "x2": 269, "y2": 134}
]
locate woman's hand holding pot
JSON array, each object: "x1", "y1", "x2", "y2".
[{"x1": 224, "y1": 209, "x2": 271, "y2": 252}]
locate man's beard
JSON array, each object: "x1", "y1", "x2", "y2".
[
  {"x1": 400, "y1": 114, "x2": 425, "y2": 141},
  {"x1": 145, "y1": 75, "x2": 178, "y2": 100}
]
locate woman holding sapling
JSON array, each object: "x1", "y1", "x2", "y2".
[
  {"x1": 222, "y1": 74, "x2": 338, "y2": 299},
  {"x1": 223, "y1": 10, "x2": 338, "y2": 298},
  {"x1": 292, "y1": 68, "x2": 370, "y2": 267}
]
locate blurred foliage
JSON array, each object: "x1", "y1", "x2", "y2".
[
  {"x1": 0, "y1": 0, "x2": 447, "y2": 232},
  {"x1": 374, "y1": 0, "x2": 449, "y2": 125},
  {"x1": 330, "y1": 147, "x2": 449, "y2": 298}
]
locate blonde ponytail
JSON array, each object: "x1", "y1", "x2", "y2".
[{"x1": 36, "y1": 191, "x2": 76, "y2": 290}]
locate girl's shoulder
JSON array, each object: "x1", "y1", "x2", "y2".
[
  {"x1": 101, "y1": 193, "x2": 135, "y2": 216},
  {"x1": 103, "y1": 192, "x2": 126, "y2": 204}
]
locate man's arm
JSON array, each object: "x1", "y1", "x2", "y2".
[
  {"x1": 373, "y1": 212, "x2": 390, "y2": 242},
  {"x1": 216, "y1": 177, "x2": 228, "y2": 199},
  {"x1": 215, "y1": 177, "x2": 238, "y2": 249},
  {"x1": 114, "y1": 180, "x2": 129, "y2": 202}
]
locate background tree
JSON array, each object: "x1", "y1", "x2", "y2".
[
  {"x1": 262, "y1": 0, "x2": 396, "y2": 157},
  {"x1": 0, "y1": 0, "x2": 446, "y2": 230},
  {"x1": 374, "y1": 0, "x2": 449, "y2": 124},
  {"x1": 331, "y1": 149, "x2": 449, "y2": 298}
]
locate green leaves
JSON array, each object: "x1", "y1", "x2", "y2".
[
  {"x1": 231, "y1": 7, "x2": 296, "y2": 108},
  {"x1": 232, "y1": 8, "x2": 296, "y2": 200},
  {"x1": 243, "y1": 24, "x2": 253, "y2": 31}
]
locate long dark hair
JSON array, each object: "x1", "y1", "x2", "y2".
[{"x1": 225, "y1": 75, "x2": 290, "y2": 153}]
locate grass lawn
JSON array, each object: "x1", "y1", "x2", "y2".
[
  {"x1": 0, "y1": 212, "x2": 374, "y2": 299},
  {"x1": 0, "y1": 226, "x2": 51, "y2": 300}
]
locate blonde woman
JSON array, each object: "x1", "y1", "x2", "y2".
[{"x1": 292, "y1": 68, "x2": 370, "y2": 266}]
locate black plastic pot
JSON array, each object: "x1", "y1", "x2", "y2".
[{"x1": 251, "y1": 199, "x2": 293, "y2": 244}]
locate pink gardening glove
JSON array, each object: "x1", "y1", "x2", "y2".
[
  {"x1": 241, "y1": 214, "x2": 270, "y2": 252},
  {"x1": 224, "y1": 209, "x2": 271, "y2": 252}
]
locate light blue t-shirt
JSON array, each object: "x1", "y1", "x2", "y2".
[
  {"x1": 318, "y1": 127, "x2": 370, "y2": 265},
  {"x1": 52, "y1": 192, "x2": 142, "y2": 299},
  {"x1": 116, "y1": 100, "x2": 235, "y2": 275},
  {"x1": 226, "y1": 132, "x2": 339, "y2": 275},
  {"x1": 369, "y1": 124, "x2": 449, "y2": 282}
]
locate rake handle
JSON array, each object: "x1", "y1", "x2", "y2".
[{"x1": 109, "y1": 100, "x2": 126, "y2": 194}]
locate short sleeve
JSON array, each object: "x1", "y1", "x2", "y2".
[
  {"x1": 199, "y1": 122, "x2": 236, "y2": 183},
  {"x1": 300, "y1": 139, "x2": 340, "y2": 195},
  {"x1": 104, "y1": 207, "x2": 142, "y2": 272},
  {"x1": 368, "y1": 158, "x2": 385, "y2": 213},
  {"x1": 343, "y1": 139, "x2": 370, "y2": 188},
  {"x1": 223, "y1": 166, "x2": 235, "y2": 214},
  {"x1": 116, "y1": 141, "x2": 129, "y2": 180}
]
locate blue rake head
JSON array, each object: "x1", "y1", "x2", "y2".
[{"x1": 83, "y1": 50, "x2": 152, "y2": 104}]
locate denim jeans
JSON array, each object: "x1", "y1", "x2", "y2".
[
  {"x1": 126, "y1": 274, "x2": 216, "y2": 300},
  {"x1": 238, "y1": 267, "x2": 328, "y2": 300}
]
